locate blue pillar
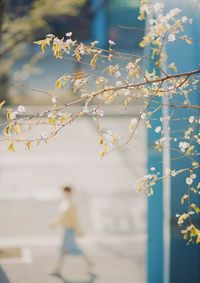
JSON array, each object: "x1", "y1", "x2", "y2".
[{"x1": 91, "y1": 0, "x2": 107, "y2": 48}]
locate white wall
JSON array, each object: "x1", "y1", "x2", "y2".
[{"x1": 0, "y1": 110, "x2": 147, "y2": 235}]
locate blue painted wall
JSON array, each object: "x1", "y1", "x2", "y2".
[
  {"x1": 166, "y1": 4, "x2": 200, "y2": 283},
  {"x1": 148, "y1": 2, "x2": 200, "y2": 283}
]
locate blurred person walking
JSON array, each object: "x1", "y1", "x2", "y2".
[{"x1": 50, "y1": 186, "x2": 93, "y2": 277}]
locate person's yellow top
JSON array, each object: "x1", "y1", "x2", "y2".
[{"x1": 55, "y1": 200, "x2": 82, "y2": 235}]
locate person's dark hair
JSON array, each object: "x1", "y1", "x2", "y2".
[{"x1": 63, "y1": 186, "x2": 72, "y2": 193}]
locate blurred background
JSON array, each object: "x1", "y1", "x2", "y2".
[{"x1": 0, "y1": 1, "x2": 147, "y2": 283}]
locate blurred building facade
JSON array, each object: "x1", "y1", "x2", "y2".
[
  {"x1": 0, "y1": 0, "x2": 146, "y2": 236},
  {"x1": 0, "y1": 1, "x2": 147, "y2": 283},
  {"x1": 3, "y1": 1, "x2": 200, "y2": 283}
]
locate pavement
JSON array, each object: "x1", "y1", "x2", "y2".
[
  {"x1": 0, "y1": 117, "x2": 147, "y2": 283},
  {"x1": 0, "y1": 235, "x2": 146, "y2": 283}
]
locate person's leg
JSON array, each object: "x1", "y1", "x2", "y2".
[
  {"x1": 51, "y1": 253, "x2": 66, "y2": 275},
  {"x1": 56, "y1": 254, "x2": 65, "y2": 272},
  {"x1": 83, "y1": 254, "x2": 93, "y2": 273}
]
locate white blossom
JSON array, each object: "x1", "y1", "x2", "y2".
[
  {"x1": 191, "y1": 174, "x2": 196, "y2": 179},
  {"x1": 91, "y1": 41, "x2": 99, "y2": 47},
  {"x1": 146, "y1": 174, "x2": 153, "y2": 180},
  {"x1": 186, "y1": 177, "x2": 193, "y2": 185},
  {"x1": 189, "y1": 116, "x2": 195, "y2": 123},
  {"x1": 155, "y1": 126, "x2": 161, "y2": 133},
  {"x1": 98, "y1": 110, "x2": 104, "y2": 117},
  {"x1": 115, "y1": 71, "x2": 121, "y2": 77},
  {"x1": 82, "y1": 105, "x2": 90, "y2": 114},
  {"x1": 66, "y1": 32, "x2": 72, "y2": 37},
  {"x1": 179, "y1": 141, "x2": 189, "y2": 152},
  {"x1": 171, "y1": 170, "x2": 177, "y2": 177},
  {"x1": 123, "y1": 89, "x2": 130, "y2": 96},
  {"x1": 153, "y1": 2, "x2": 164, "y2": 13},
  {"x1": 79, "y1": 43, "x2": 85, "y2": 55},
  {"x1": 181, "y1": 16, "x2": 188, "y2": 23},
  {"x1": 47, "y1": 112, "x2": 53, "y2": 118},
  {"x1": 74, "y1": 79, "x2": 86, "y2": 89},
  {"x1": 149, "y1": 18, "x2": 157, "y2": 25},
  {"x1": 40, "y1": 132, "x2": 49, "y2": 139},
  {"x1": 66, "y1": 39, "x2": 73, "y2": 45},
  {"x1": 10, "y1": 111, "x2": 17, "y2": 120},
  {"x1": 168, "y1": 33, "x2": 176, "y2": 42},
  {"x1": 108, "y1": 40, "x2": 116, "y2": 46},
  {"x1": 142, "y1": 3, "x2": 151, "y2": 15},
  {"x1": 167, "y1": 8, "x2": 181, "y2": 19},
  {"x1": 116, "y1": 80, "x2": 122, "y2": 87},
  {"x1": 46, "y1": 34, "x2": 54, "y2": 38},
  {"x1": 177, "y1": 213, "x2": 188, "y2": 225},
  {"x1": 104, "y1": 131, "x2": 114, "y2": 145},
  {"x1": 141, "y1": 112, "x2": 146, "y2": 120},
  {"x1": 182, "y1": 193, "x2": 188, "y2": 200},
  {"x1": 51, "y1": 96, "x2": 57, "y2": 104},
  {"x1": 17, "y1": 105, "x2": 26, "y2": 113}
]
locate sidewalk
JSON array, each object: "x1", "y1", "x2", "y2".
[{"x1": 0, "y1": 235, "x2": 146, "y2": 283}]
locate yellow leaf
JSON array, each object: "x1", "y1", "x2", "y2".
[
  {"x1": 55, "y1": 78, "x2": 63, "y2": 89},
  {"x1": 36, "y1": 140, "x2": 41, "y2": 146},
  {"x1": 148, "y1": 187, "x2": 154, "y2": 196},
  {"x1": 98, "y1": 136, "x2": 105, "y2": 145},
  {"x1": 196, "y1": 236, "x2": 200, "y2": 244},
  {"x1": 4, "y1": 125, "x2": 10, "y2": 136},
  {"x1": 183, "y1": 232, "x2": 188, "y2": 241},
  {"x1": 99, "y1": 145, "x2": 108, "y2": 158},
  {"x1": 138, "y1": 11, "x2": 145, "y2": 20},
  {"x1": 186, "y1": 145, "x2": 194, "y2": 156},
  {"x1": 185, "y1": 37, "x2": 192, "y2": 45},
  {"x1": 169, "y1": 64, "x2": 177, "y2": 73},
  {"x1": 7, "y1": 110, "x2": 12, "y2": 121},
  {"x1": 0, "y1": 100, "x2": 5, "y2": 109},
  {"x1": 192, "y1": 162, "x2": 198, "y2": 167},
  {"x1": 48, "y1": 117, "x2": 56, "y2": 125},
  {"x1": 90, "y1": 53, "x2": 99, "y2": 69},
  {"x1": 53, "y1": 45, "x2": 63, "y2": 58},
  {"x1": 60, "y1": 116, "x2": 65, "y2": 124},
  {"x1": 8, "y1": 142, "x2": 15, "y2": 152},
  {"x1": 194, "y1": 207, "x2": 200, "y2": 214},
  {"x1": 14, "y1": 123, "x2": 22, "y2": 134},
  {"x1": 75, "y1": 50, "x2": 81, "y2": 62},
  {"x1": 26, "y1": 141, "x2": 33, "y2": 150},
  {"x1": 34, "y1": 40, "x2": 44, "y2": 45},
  {"x1": 34, "y1": 39, "x2": 50, "y2": 53},
  {"x1": 41, "y1": 42, "x2": 47, "y2": 52},
  {"x1": 145, "y1": 120, "x2": 152, "y2": 128}
]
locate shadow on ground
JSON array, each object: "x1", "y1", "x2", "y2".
[
  {"x1": 0, "y1": 266, "x2": 11, "y2": 283},
  {"x1": 53, "y1": 273, "x2": 97, "y2": 283}
]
